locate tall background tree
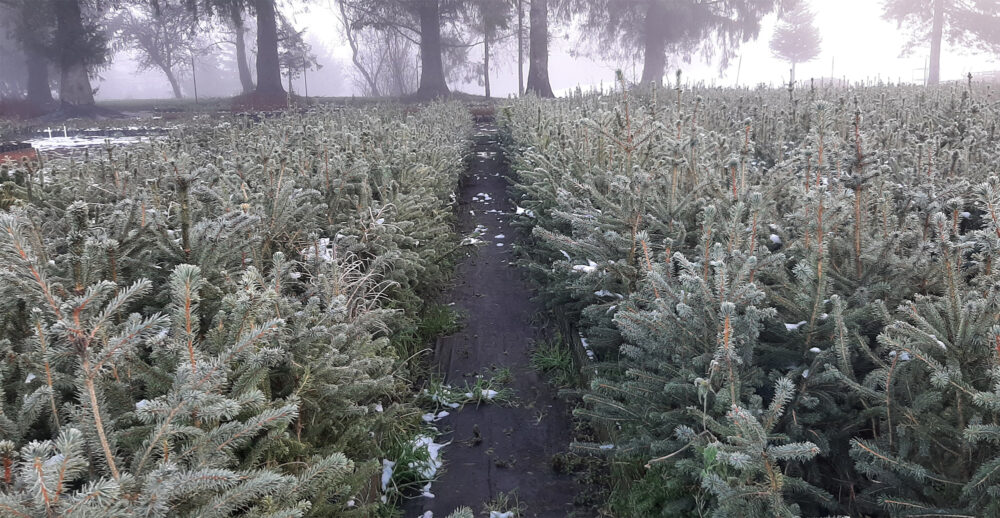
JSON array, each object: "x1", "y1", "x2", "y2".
[
  {"x1": 338, "y1": 0, "x2": 419, "y2": 97},
  {"x1": 338, "y1": 0, "x2": 468, "y2": 99},
  {"x1": 252, "y1": 0, "x2": 284, "y2": 97},
  {"x1": 51, "y1": 0, "x2": 109, "y2": 107},
  {"x1": 769, "y1": 1, "x2": 822, "y2": 85},
  {"x1": 464, "y1": 0, "x2": 513, "y2": 98},
  {"x1": 0, "y1": 0, "x2": 56, "y2": 105},
  {"x1": 226, "y1": 0, "x2": 255, "y2": 93},
  {"x1": 526, "y1": 0, "x2": 554, "y2": 96},
  {"x1": 579, "y1": 0, "x2": 779, "y2": 86},
  {"x1": 883, "y1": 0, "x2": 1000, "y2": 85},
  {"x1": 113, "y1": 2, "x2": 204, "y2": 99},
  {"x1": 276, "y1": 14, "x2": 319, "y2": 95}
]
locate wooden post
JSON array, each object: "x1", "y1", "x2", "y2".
[
  {"x1": 517, "y1": 0, "x2": 524, "y2": 96},
  {"x1": 191, "y1": 54, "x2": 199, "y2": 104},
  {"x1": 484, "y1": 14, "x2": 491, "y2": 99}
]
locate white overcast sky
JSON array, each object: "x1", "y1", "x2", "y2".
[{"x1": 99, "y1": 0, "x2": 1000, "y2": 99}]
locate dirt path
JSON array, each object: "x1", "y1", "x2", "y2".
[{"x1": 404, "y1": 121, "x2": 579, "y2": 517}]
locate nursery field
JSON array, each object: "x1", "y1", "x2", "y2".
[
  {"x1": 501, "y1": 79, "x2": 1000, "y2": 517},
  {"x1": 2, "y1": 79, "x2": 1000, "y2": 518}
]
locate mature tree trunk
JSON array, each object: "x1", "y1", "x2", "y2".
[
  {"x1": 254, "y1": 0, "x2": 285, "y2": 97},
  {"x1": 231, "y1": 2, "x2": 254, "y2": 93},
  {"x1": 54, "y1": 0, "x2": 95, "y2": 106},
  {"x1": 484, "y1": 19, "x2": 491, "y2": 98},
  {"x1": 416, "y1": 0, "x2": 449, "y2": 99},
  {"x1": 163, "y1": 67, "x2": 183, "y2": 99},
  {"x1": 19, "y1": 0, "x2": 53, "y2": 105},
  {"x1": 526, "y1": 0, "x2": 553, "y2": 97},
  {"x1": 928, "y1": 0, "x2": 944, "y2": 85},
  {"x1": 25, "y1": 49, "x2": 53, "y2": 104},
  {"x1": 640, "y1": 1, "x2": 667, "y2": 86}
]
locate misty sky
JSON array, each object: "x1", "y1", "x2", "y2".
[{"x1": 97, "y1": 0, "x2": 1000, "y2": 100}]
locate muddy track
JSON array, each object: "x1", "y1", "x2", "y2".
[{"x1": 403, "y1": 120, "x2": 580, "y2": 517}]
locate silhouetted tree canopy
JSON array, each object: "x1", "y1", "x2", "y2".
[
  {"x1": 339, "y1": 0, "x2": 470, "y2": 98},
  {"x1": 883, "y1": 0, "x2": 1000, "y2": 85},
  {"x1": 769, "y1": 1, "x2": 821, "y2": 83},
  {"x1": 577, "y1": 0, "x2": 779, "y2": 85}
]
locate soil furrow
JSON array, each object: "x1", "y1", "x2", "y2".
[{"x1": 404, "y1": 120, "x2": 577, "y2": 517}]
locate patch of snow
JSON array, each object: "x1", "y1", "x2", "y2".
[
  {"x1": 515, "y1": 206, "x2": 536, "y2": 218},
  {"x1": 497, "y1": 243, "x2": 504, "y2": 247},
  {"x1": 599, "y1": 444, "x2": 615, "y2": 450},
  {"x1": 802, "y1": 369, "x2": 810, "y2": 379},
  {"x1": 422, "y1": 411, "x2": 451, "y2": 422},
  {"x1": 380, "y1": 459, "x2": 395, "y2": 491},
  {"x1": 465, "y1": 389, "x2": 499, "y2": 400},
  {"x1": 494, "y1": 234, "x2": 505, "y2": 239},
  {"x1": 490, "y1": 512, "x2": 515, "y2": 518},
  {"x1": 580, "y1": 333, "x2": 597, "y2": 361},
  {"x1": 573, "y1": 260, "x2": 599, "y2": 273},
  {"x1": 409, "y1": 435, "x2": 446, "y2": 480},
  {"x1": 785, "y1": 321, "x2": 807, "y2": 331},
  {"x1": 24, "y1": 373, "x2": 36, "y2": 384},
  {"x1": 960, "y1": 211, "x2": 971, "y2": 219},
  {"x1": 770, "y1": 234, "x2": 782, "y2": 244},
  {"x1": 301, "y1": 237, "x2": 335, "y2": 263},
  {"x1": 375, "y1": 403, "x2": 384, "y2": 413},
  {"x1": 135, "y1": 399, "x2": 150, "y2": 410},
  {"x1": 808, "y1": 347, "x2": 821, "y2": 354},
  {"x1": 27, "y1": 135, "x2": 150, "y2": 152}
]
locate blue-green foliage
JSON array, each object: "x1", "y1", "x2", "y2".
[{"x1": 0, "y1": 103, "x2": 471, "y2": 516}]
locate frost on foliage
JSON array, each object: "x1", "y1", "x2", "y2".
[{"x1": 0, "y1": 102, "x2": 473, "y2": 516}]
